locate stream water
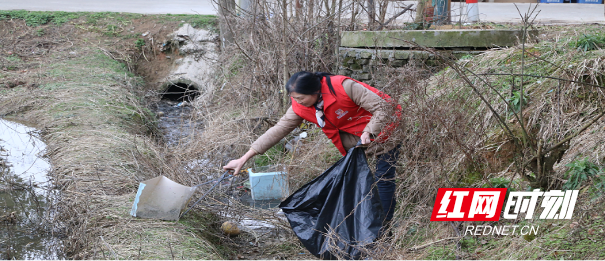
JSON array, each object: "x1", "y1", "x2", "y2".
[
  {"x1": 0, "y1": 118, "x2": 61, "y2": 259},
  {"x1": 153, "y1": 100, "x2": 202, "y2": 146}
]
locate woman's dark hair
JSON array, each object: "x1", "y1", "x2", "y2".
[{"x1": 285, "y1": 71, "x2": 336, "y2": 96}]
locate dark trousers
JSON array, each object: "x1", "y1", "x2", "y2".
[{"x1": 374, "y1": 145, "x2": 400, "y2": 222}]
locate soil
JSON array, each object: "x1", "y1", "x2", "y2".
[{"x1": 128, "y1": 18, "x2": 178, "y2": 91}]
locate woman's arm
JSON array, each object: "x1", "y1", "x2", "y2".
[
  {"x1": 342, "y1": 79, "x2": 390, "y2": 143},
  {"x1": 223, "y1": 106, "x2": 303, "y2": 174}
]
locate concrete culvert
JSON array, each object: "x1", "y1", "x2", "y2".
[{"x1": 160, "y1": 81, "x2": 199, "y2": 101}]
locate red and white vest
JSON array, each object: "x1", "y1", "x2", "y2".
[{"x1": 291, "y1": 75, "x2": 401, "y2": 155}]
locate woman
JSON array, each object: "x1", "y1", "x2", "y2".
[{"x1": 223, "y1": 71, "x2": 401, "y2": 222}]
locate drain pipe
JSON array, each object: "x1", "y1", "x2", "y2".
[
  {"x1": 467, "y1": 0, "x2": 479, "y2": 23},
  {"x1": 160, "y1": 78, "x2": 200, "y2": 101}
]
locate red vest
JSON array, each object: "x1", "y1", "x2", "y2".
[{"x1": 291, "y1": 75, "x2": 401, "y2": 155}]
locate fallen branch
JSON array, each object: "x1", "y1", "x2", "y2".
[{"x1": 100, "y1": 235, "x2": 118, "y2": 260}]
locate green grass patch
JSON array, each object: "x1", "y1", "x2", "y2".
[
  {"x1": 0, "y1": 10, "x2": 83, "y2": 26},
  {"x1": 426, "y1": 245, "x2": 457, "y2": 259},
  {"x1": 0, "y1": 10, "x2": 217, "y2": 33},
  {"x1": 5, "y1": 54, "x2": 21, "y2": 62},
  {"x1": 563, "y1": 157, "x2": 604, "y2": 190},
  {"x1": 170, "y1": 14, "x2": 217, "y2": 29},
  {"x1": 178, "y1": 210, "x2": 232, "y2": 259},
  {"x1": 254, "y1": 142, "x2": 287, "y2": 167},
  {"x1": 574, "y1": 34, "x2": 605, "y2": 51},
  {"x1": 506, "y1": 90, "x2": 530, "y2": 115},
  {"x1": 135, "y1": 38, "x2": 146, "y2": 50}
]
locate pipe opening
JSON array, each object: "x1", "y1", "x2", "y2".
[{"x1": 161, "y1": 82, "x2": 199, "y2": 101}]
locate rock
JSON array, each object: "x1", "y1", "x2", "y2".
[
  {"x1": 221, "y1": 221, "x2": 241, "y2": 236},
  {"x1": 172, "y1": 23, "x2": 214, "y2": 43}
]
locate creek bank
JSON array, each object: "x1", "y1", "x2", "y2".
[{"x1": 0, "y1": 17, "x2": 223, "y2": 259}]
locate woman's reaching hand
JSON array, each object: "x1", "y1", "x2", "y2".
[
  {"x1": 223, "y1": 158, "x2": 246, "y2": 176},
  {"x1": 222, "y1": 149, "x2": 257, "y2": 175}
]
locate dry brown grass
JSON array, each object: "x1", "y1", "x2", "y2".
[{"x1": 378, "y1": 25, "x2": 605, "y2": 259}]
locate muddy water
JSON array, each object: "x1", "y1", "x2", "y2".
[{"x1": 0, "y1": 119, "x2": 61, "y2": 260}]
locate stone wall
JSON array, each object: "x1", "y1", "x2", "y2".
[
  {"x1": 337, "y1": 48, "x2": 483, "y2": 83},
  {"x1": 337, "y1": 29, "x2": 536, "y2": 82}
]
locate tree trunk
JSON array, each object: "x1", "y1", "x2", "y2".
[
  {"x1": 295, "y1": 0, "x2": 302, "y2": 18},
  {"x1": 350, "y1": 0, "x2": 358, "y2": 30},
  {"x1": 414, "y1": 0, "x2": 428, "y2": 23},
  {"x1": 281, "y1": 0, "x2": 289, "y2": 113},
  {"x1": 378, "y1": 0, "x2": 388, "y2": 26},
  {"x1": 218, "y1": 0, "x2": 235, "y2": 49},
  {"x1": 367, "y1": 0, "x2": 376, "y2": 30},
  {"x1": 308, "y1": 0, "x2": 315, "y2": 25}
]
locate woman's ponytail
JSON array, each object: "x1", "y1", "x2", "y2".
[
  {"x1": 286, "y1": 71, "x2": 336, "y2": 96},
  {"x1": 313, "y1": 72, "x2": 336, "y2": 96}
]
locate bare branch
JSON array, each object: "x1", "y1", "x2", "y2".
[{"x1": 376, "y1": 4, "x2": 414, "y2": 30}]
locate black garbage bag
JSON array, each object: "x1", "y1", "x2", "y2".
[{"x1": 279, "y1": 146, "x2": 384, "y2": 260}]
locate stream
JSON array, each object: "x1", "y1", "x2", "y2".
[
  {"x1": 152, "y1": 98, "x2": 286, "y2": 236},
  {"x1": 153, "y1": 100, "x2": 201, "y2": 146},
  {"x1": 0, "y1": 118, "x2": 61, "y2": 260}
]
